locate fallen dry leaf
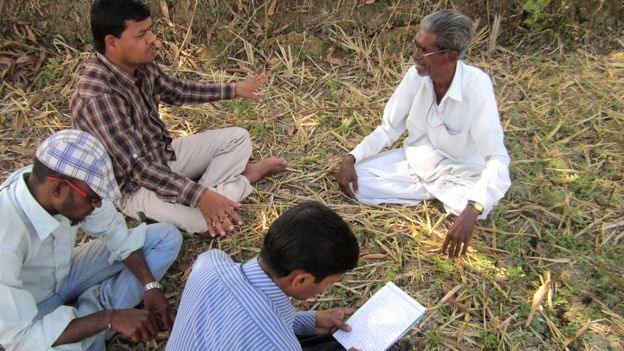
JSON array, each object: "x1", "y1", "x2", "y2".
[
  {"x1": 160, "y1": 0, "x2": 174, "y2": 26},
  {"x1": 525, "y1": 277, "x2": 551, "y2": 327},
  {"x1": 563, "y1": 320, "x2": 594, "y2": 347},
  {"x1": 361, "y1": 253, "x2": 387, "y2": 259},
  {"x1": 326, "y1": 49, "x2": 344, "y2": 65},
  {"x1": 268, "y1": 0, "x2": 278, "y2": 16}
]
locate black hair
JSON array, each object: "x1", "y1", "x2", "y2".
[
  {"x1": 260, "y1": 201, "x2": 359, "y2": 282},
  {"x1": 31, "y1": 158, "x2": 74, "y2": 184},
  {"x1": 91, "y1": 0, "x2": 151, "y2": 54}
]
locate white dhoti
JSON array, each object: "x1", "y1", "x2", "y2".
[
  {"x1": 354, "y1": 148, "x2": 490, "y2": 219},
  {"x1": 348, "y1": 63, "x2": 512, "y2": 219}
]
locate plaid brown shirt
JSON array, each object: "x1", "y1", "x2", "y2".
[{"x1": 71, "y1": 53, "x2": 235, "y2": 207}]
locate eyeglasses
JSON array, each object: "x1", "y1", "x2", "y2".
[
  {"x1": 414, "y1": 45, "x2": 449, "y2": 57},
  {"x1": 47, "y1": 176, "x2": 102, "y2": 206}
]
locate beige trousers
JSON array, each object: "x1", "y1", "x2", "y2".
[{"x1": 118, "y1": 127, "x2": 253, "y2": 234}]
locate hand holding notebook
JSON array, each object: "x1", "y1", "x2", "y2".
[{"x1": 333, "y1": 282, "x2": 427, "y2": 351}]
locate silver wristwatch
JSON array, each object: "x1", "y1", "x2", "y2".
[{"x1": 143, "y1": 281, "x2": 162, "y2": 292}]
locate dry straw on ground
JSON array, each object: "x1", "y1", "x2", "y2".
[{"x1": 1, "y1": 6, "x2": 623, "y2": 351}]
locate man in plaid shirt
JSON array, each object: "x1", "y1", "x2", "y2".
[{"x1": 71, "y1": 0, "x2": 287, "y2": 237}]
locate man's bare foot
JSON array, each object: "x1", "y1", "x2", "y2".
[{"x1": 242, "y1": 157, "x2": 289, "y2": 184}]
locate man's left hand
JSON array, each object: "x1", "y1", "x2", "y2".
[
  {"x1": 143, "y1": 288, "x2": 175, "y2": 333},
  {"x1": 235, "y1": 71, "x2": 270, "y2": 103},
  {"x1": 441, "y1": 205, "x2": 480, "y2": 258},
  {"x1": 315, "y1": 307, "x2": 354, "y2": 335}
]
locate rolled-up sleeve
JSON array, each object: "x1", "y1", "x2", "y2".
[{"x1": 80, "y1": 201, "x2": 145, "y2": 264}]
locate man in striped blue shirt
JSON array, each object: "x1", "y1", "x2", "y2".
[{"x1": 167, "y1": 201, "x2": 361, "y2": 350}]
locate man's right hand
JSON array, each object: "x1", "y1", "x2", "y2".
[
  {"x1": 197, "y1": 189, "x2": 242, "y2": 237},
  {"x1": 235, "y1": 71, "x2": 270, "y2": 103},
  {"x1": 110, "y1": 308, "x2": 157, "y2": 342},
  {"x1": 336, "y1": 154, "x2": 358, "y2": 198}
]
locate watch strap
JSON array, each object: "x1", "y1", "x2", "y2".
[
  {"x1": 143, "y1": 281, "x2": 162, "y2": 292},
  {"x1": 467, "y1": 200, "x2": 484, "y2": 214}
]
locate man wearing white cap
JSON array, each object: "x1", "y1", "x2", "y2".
[{"x1": 0, "y1": 130, "x2": 182, "y2": 350}]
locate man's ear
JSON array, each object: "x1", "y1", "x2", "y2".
[
  {"x1": 446, "y1": 50, "x2": 459, "y2": 62},
  {"x1": 289, "y1": 270, "x2": 316, "y2": 289},
  {"x1": 104, "y1": 34, "x2": 118, "y2": 54},
  {"x1": 48, "y1": 179, "x2": 70, "y2": 203}
]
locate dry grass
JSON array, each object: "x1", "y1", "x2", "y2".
[{"x1": 1, "y1": 8, "x2": 623, "y2": 351}]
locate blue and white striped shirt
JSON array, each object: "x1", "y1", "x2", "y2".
[{"x1": 167, "y1": 250, "x2": 316, "y2": 350}]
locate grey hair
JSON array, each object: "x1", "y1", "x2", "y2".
[{"x1": 420, "y1": 9, "x2": 474, "y2": 58}]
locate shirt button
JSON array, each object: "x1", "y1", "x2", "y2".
[{"x1": 133, "y1": 154, "x2": 138, "y2": 159}]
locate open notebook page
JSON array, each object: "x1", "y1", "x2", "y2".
[{"x1": 333, "y1": 282, "x2": 426, "y2": 351}]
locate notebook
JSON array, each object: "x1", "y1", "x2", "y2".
[{"x1": 333, "y1": 282, "x2": 427, "y2": 351}]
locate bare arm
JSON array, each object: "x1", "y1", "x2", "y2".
[
  {"x1": 52, "y1": 309, "x2": 155, "y2": 346},
  {"x1": 52, "y1": 310, "x2": 110, "y2": 346},
  {"x1": 52, "y1": 250, "x2": 172, "y2": 347},
  {"x1": 122, "y1": 250, "x2": 155, "y2": 286},
  {"x1": 121, "y1": 250, "x2": 175, "y2": 332}
]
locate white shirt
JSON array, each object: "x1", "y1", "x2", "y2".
[
  {"x1": 350, "y1": 61, "x2": 511, "y2": 216},
  {"x1": 0, "y1": 167, "x2": 146, "y2": 351}
]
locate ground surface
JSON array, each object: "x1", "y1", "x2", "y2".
[{"x1": 1, "y1": 1, "x2": 623, "y2": 350}]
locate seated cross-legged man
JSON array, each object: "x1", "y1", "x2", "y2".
[
  {"x1": 0, "y1": 130, "x2": 182, "y2": 350},
  {"x1": 167, "y1": 201, "x2": 361, "y2": 351},
  {"x1": 336, "y1": 9, "x2": 511, "y2": 258},
  {"x1": 71, "y1": 0, "x2": 288, "y2": 237}
]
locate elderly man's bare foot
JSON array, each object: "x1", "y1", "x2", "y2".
[{"x1": 242, "y1": 157, "x2": 288, "y2": 184}]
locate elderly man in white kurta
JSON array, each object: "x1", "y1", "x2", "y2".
[{"x1": 337, "y1": 9, "x2": 511, "y2": 258}]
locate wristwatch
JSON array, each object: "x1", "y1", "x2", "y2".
[
  {"x1": 143, "y1": 281, "x2": 162, "y2": 292},
  {"x1": 467, "y1": 200, "x2": 484, "y2": 214}
]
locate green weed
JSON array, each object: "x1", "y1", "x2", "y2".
[
  {"x1": 231, "y1": 99, "x2": 254, "y2": 119},
  {"x1": 35, "y1": 57, "x2": 63, "y2": 90},
  {"x1": 522, "y1": 0, "x2": 551, "y2": 31},
  {"x1": 250, "y1": 123, "x2": 268, "y2": 138}
]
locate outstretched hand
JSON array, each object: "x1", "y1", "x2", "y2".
[
  {"x1": 336, "y1": 154, "x2": 358, "y2": 198},
  {"x1": 235, "y1": 71, "x2": 270, "y2": 103},
  {"x1": 441, "y1": 205, "x2": 480, "y2": 258}
]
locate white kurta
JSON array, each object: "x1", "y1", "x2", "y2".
[{"x1": 349, "y1": 61, "x2": 511, "y2": 218}]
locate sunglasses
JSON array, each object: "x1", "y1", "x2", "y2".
[{"x1": 47, "y1": 176, "x2": 102, "y2": 206}]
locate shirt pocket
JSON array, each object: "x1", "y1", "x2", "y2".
[{"x1": 436, "y1": 126, "x2": 472, "y2": 161}]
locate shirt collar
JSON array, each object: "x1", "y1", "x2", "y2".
[
  {"x1": 242, "y1": 257, "x2": 296, "y2": 328},
  {"x1": 423, "y1": 60, "x2": 464, "y2": 103},
  {"x1": 14, "y1": 171, "x2": 62, "y2": 241},
  {"x1": 95, "y1": 52, "x2": 141, "y2": 87},
  {"x1": 445, "y1": 60, "x2": 464, "y2": 102}
]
